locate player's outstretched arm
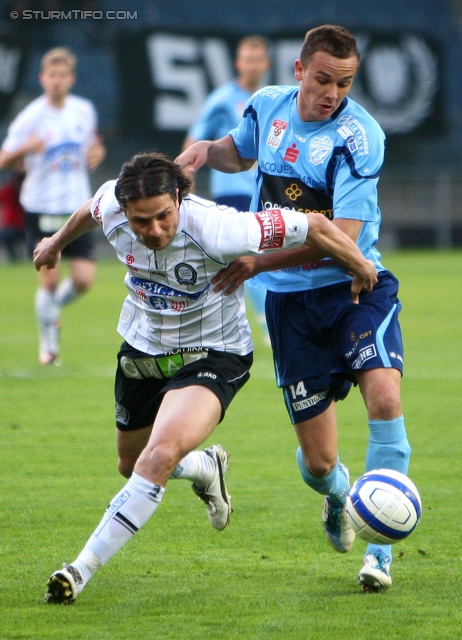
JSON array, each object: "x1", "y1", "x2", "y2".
[
  {"x1": 33, "y1": 198, "x2": 97, "y2": 271},
  {"x1": 304, "y1": 213, "x2": 377, "y2": 301},
  {"x1": 175, "y1": 135, "x2": 254, "y2": 175},
  {"x1": 0, "y1": 133, "x2": 45, "y2": 169},
  {"x1": 212, "y1": 245, "x2": 323, "y2": 295}
]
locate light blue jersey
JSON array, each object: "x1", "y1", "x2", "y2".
[
  {"x1": 230, "y1": 86, "x2": 386, "y2": 291},
  {"x1": 188, "y1": 81, "x2": 256, "y2": 200}
]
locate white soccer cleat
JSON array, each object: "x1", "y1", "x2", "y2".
[
  {"x1": 358, "y1": 551, "x2": 392, "y2": 592},
  {"x1": 321, "y1": 463, "x2": 355, "y2": 553},
  {"x1": 192, "y1": 445, "x2": 231, "y2": 530},
  {"x1": 44, "y1": 563, "x2": 83, "y2": 604}
]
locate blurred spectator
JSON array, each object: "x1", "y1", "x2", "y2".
[{"x1": 0, "y1": 170, "x2": 25, "y2": 261}]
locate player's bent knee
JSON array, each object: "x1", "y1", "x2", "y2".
[
  {"x1": 304, "y1": 455, "x2": 337, "y2": 479},
  {"x1": 137, "y1": 443, "x2": 182, "y2": 478},
  {"x1": 117, "y1": 457, "x2": 135, "y2": 479}
]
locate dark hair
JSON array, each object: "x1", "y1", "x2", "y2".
[
  {"x1": 115, "y1": 152, "x2": 192, "y2": 209},
  {"x1": 299, "y1": 25, "x2": 360, "y2": 67}
]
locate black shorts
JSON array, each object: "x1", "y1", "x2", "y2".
[
  {"x1": 25, "y1": 212, "x2": 95, "y2": 259},
  {"x1": 114, "y1": 342, "x2": 253, "y2": 431}
]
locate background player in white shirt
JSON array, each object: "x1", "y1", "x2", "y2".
[
  {"x1": 33, "y1": 151, "x2": 376, "y2": 604},
  {"x1": 0, "y1": 47, "x2": 105, "y2": 365}
]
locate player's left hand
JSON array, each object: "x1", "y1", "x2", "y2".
[{"x1": 33, "y1": 237, "x2": 61, "y2": 271}]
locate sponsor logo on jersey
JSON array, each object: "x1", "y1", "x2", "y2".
[
  {"x1": 255, "y1": 209, "x2": 286, "y2": 250},
  {"x1": 134, "y1": 287, "x2": 147, "y2": 302},
  {"x1": 170, "y1": 300, "x2": 186, "y2": 312},
  {"x1": 309, "y1": 136, "x2": 334, "y2": 165},
  {"x1": 285, "y1": 183, "x2": 303, "y2": 201},
  {"x1": 337, "y1": 124, "x2": 358, "y2": 152},
  {"x1": 266, "y1": 119, "x2": 288, "y2": 148},
  {"x1": 283, "y1": 143, "x2": 299, "y2": 163},
  {"x1": 125, "y1": 254, "x2": 138, "y2": 271},
  {"x1": 292, "y1": 389, "x2": 329, "y2": 411},
  {"x1": 174, "y1": 262, "x2": 197, "y2": 285},
  {"x1": 149, "y1": 296, "x2": 168, "y2": 310},
  {"x1": 352, "y1": 344, "x2": 377, "y2": 369},
  {"x1": 147, "y1": 296, "x2": 186, "y2": 312},
  {"x1": 260, "y1": 87, "x2": 294, "y2": 99},
  {"x1": 45, "y1": 141, "x2": 81, "y2": 173},
  {"x1": 390, "y1": 351, "x2": 404, "y2": 364},
  {"x1": 130, "y1": 276, "x2": 207, "y2": 301},
  {"x1": 92, "y1": 195, "x2": 103, "y2": 223},
  {"x1": 337, "y1": 115, "x2": 370, "y2": 156}
]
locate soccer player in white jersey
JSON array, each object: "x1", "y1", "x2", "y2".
[
  {"x1": 177, "y1": 25, "x2": 411, "y2": 592},
  {"x1": 182, "y1": 36, "x2": 272, "y2": 345},
  {"x1": 33, "y1": 151, "x2": 376, "y2": 604},
  {"x1": 0, "y1": 47, "x2": 105, "y2": 365}
]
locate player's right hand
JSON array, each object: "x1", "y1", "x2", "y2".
[
  {"x1": 349, "y1": 258, "x2": 377, "y2": 303},
  {"x1": 33, "y1": 237, "x2": 61, "y2": 271},
  {"x1": 175, "y1": 141, "x2": 210, "y2": 175}
]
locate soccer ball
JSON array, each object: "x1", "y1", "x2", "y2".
[{"x1": 345, "y1": 469, "x2": 422, "y2": 544}]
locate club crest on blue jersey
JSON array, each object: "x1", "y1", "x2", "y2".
[
  {"x1": 174, "y1": 262, "x2": 197, "y2": 285},
  {"x1": 309, "y1": 136, "x2": 334, "y2": 165}
]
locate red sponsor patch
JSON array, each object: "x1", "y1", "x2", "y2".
[
  {"x1": 92, "y1": 195, "x2": 103, "y2": 223},
  {"x1": 283, "y1": 143, "x2": 299, "y2": 163},
  {"x1": 255, "y1": 209, "x2": 286, "y2": 250}
]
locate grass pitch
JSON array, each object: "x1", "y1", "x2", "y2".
[{"x1": 1, "y1": 250, "x2": 461, "y2": 639}]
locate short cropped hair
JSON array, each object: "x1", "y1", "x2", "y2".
[
  {"x1": 237, "y1": 35, "x2": 270, "y2": 54},
  {"x1": 115, "y1": 152, "x2": 192, "y2": 210},
  {"x1": 40, "y1": 47, "x2": 77, "y2": 71},
  {"x1": 299, "y1": 25, "x2": 360, "y2": 67}
]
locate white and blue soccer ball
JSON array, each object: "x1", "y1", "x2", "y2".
[{"x1": 345, "y1": 469, "x2": 422, "y2": 544}]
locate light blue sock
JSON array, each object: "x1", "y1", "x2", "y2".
[
  {"x1": 365, "y1": 415, "x2": 411, "y2": 562},
  {"x1": 296, "y1": 448, "x2": 350, "y2": 505}
]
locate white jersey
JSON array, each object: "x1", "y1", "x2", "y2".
[
  {"x1": 91, "y1": 181, "x2": 309, "y2": 356},
  {"x1": 2, "y1": 94, "x2": 98, "y2": 214}
]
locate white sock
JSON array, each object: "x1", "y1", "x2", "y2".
[
  {"x1": 35, "y1": 287, "x2": 60, "y2": 355},
  {"x1": 71, "y1": 473, "x2": 165, "y2": 588},
  {"x1": 55, "y1": 278, "x2": 80, "y2": 306},
  {"x1": 170, "y1": 450, "x2": 216, "y2": 487}
]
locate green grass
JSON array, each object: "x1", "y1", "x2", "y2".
[{"x1": 1, "y1": 251, "x2": 461, "y2": 639}]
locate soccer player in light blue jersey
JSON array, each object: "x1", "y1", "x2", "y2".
[
  {"x1": 177, "y1": 24, "x2": 411, "y2": 592},
  {"x1": 182, "y1": 36, "x2": 272, "y2": 345}
]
